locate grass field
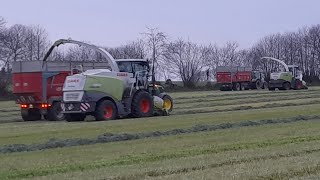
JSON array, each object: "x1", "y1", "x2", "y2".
[{"x1": 1, "y1": 88, "x2": 320, "y2": 179}]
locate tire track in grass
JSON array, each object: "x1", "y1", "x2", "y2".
[
  {"x1": 107, "y1": 148, "x2": 320, "y2": 180},
  {"x1": 2, "y1": 135, "x2": 320, "y2": 179},
  {"x1": 0, "y1": 115, "x2": 319, "y2": 154}
]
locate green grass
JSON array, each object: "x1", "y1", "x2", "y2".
[{"x1": 1, "y1": 87, "x2": 320, "y2": 179}]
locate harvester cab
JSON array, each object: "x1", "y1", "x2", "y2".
[
  {"x1": 261, "y1": 57, "x2": 307, "y2": 90},
  {"x1": 58, "y1": 39, "x2": 173, "y2": 122}
]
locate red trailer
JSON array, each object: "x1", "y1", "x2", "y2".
[
  {"x1": 12, "y1": 61, "x2": 109, "y2": 121},
  {"x1": 216, "y1": 66, "x2": 267, "y2": 91}
]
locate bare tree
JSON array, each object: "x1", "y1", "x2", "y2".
[
  {"x1": 142, "y1": 27, "x2": 167, "y2": 83},
  {"x1": 163, "y1": 39, "x2": 206, "y2": 88}
]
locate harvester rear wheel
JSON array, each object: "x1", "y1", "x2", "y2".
[
  {"x1": 132, "y1": 91, "x2": 154, "y2": 118},
  {"x1": 94, "y1": 100, "x2": 117, "y2": 121},
  {"x1": 47, "y1": 102, "x2": 66, "y2": 121},
  {"x1": 21, "y1": 108, "x2": 41, "y2": 121},
  {"x1": 162, "y1": 95, "x2": 173, "y2": 112}
]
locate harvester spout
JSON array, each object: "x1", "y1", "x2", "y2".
[
  {"x1": 261, "y1": 57, "x2": 289, "y2": 72},
  {"x1": 42, "y1": 39, "x2": 119, "y2": 72}
]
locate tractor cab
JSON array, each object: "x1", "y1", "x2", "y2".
[
  {"x1": 288, "y1": 65, "x2": 302, "y2": 81},
  {"x1": 115, "y1": 59, "x2": 150, "y2": 77}
]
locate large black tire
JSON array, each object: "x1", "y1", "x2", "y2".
[
  {"x1": 294, "y1": 80, "x2": 302, "y2": 90},
  {"x1": 131, "y1": 91, "x2": 154, "y2": 118},
  {"x1": 21, "y1": 108, "x2": 41, "y2": 121},
  {"x1": 255, "y1": 80, "x2": 262, "y2": 90},
  {"x1": 162, "y1": 95, "x2": 173, "y2": 112},
  {"x1": 262, "y1": 82, "x2": 268, "y2": 89},
  {"x1": 233, "y1": 83, "x2": 241, "y2": 91},
  {"x1": 283, "y1": 82, "x2": 291, "y2": 90},
  {"x1": 240, "y1": 83, "x2": 245, "y2": 91},
  {"x1": 66, "y1": 114, "x2": 86, "y2": 122},
  {"x1": 47, "y1": 102, "x2": 66, "y2": 121},
  {"x1": 94, "y1": 100, "x2": 117, "y2": 121}
]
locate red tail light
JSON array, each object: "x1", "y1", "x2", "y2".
[
  {"x1": 20, "y1": 104, "x2": 28, "y2": 108},
  {"x1": 41, "y1": 104, "x2": 51, "y2": 108}
]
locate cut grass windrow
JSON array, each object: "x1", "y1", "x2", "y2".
[
  {"x1": 107, "y1": 148, "x2": 320, "y2": 180},
  {"x1": 252, "y1": 164, "x2": 320, "y2": 180},
  {"x1": 2, "y1": 134, "x2": 320, "y2": 179},
  {"x1": 174, "y1": 100, "x2": 320, "y2": 115},
  {"x1": 0, "y1": 115, "x2": 319, "y2": 154},
  {"x1": 174, "y1": 90, "x2": 320, "y2": 104},
  {"x1": 173, "y1": 89, "x2": 317, "y2": 100},
  {"x1": 174, "y1": 94, "x2": 319, "y2": 110}
]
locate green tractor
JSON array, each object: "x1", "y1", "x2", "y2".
[
  {"x1": 51, "y1": 39, "x2": 173, "y2": 121},
  {"x1": 261, "y1": 57, "x2": 308, "y2": 91}
]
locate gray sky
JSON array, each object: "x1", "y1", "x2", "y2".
[{"x1": 1, "y1": 0, "x2": 319, "y2": 49}]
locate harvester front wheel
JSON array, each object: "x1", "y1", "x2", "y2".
[
  {"x1": 162, "y1": 95, "x2": 173, "y2": 112},
  {"x1": 94, "y1": 100, "x2": 117, "y2": 121},
  {"x1": 132, "y1": 91, "x2": 154, "y2": 118}
]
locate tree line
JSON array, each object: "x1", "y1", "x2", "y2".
[{"x1": 1, "y1": 16, "x2": 320, "y2": 88}]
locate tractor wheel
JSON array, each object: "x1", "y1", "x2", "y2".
[
  {"x1": 262, "y1": 82, "x2": 268, "y2": 89},
  {"x1": 233, "y1": 83, "x2": 241, "y2": 91},
  {"x1": 94, "y1": 100, "x2": 117, "y2": 121},
  {"x1": 131, "y1": 91, "x2": 154, "y2": 118},
  {"x1": 162, "y1": 95, "x2": 173, "y2": 112},
  {"x1": 283, "y1": 82, "x2": 291, "y2": 90},
  {"x1": 47, "y1": 102, "x2": 66, "y2": 121},
  {"x1": 21, "y1": 108, "x2": 41, "y2": 121},
  {"x1": 255, "y1": 80, "x2": 262, "y2": 90},
  {"x1": 240, "y1": 83, "x2": 245, "y2": 91},
  {"x1": 66, "y1": 114, "x2": 86, "y2": 122},
  {"x1": 295, "y1": 80, "x2": 302, "y2": 90}
]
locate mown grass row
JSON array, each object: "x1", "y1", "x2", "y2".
[
  {"x1": 174, "y1": 90, "x2": 320, "y2": 104},
  {"x1": 0, "y1": 115, "x2": 318, "y2": 154},
  {"x1": 2, "y1": 133, "x2": 320, "y2": 180},
  {"x1": 109, "y1": 148, "x2": 320, "y2": 180},
  {"x1": 174, "y1": 93, "x2": 319, "y2": 109}
]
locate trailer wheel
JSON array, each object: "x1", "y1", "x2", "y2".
[
  {"x1": 66, "y1": 114, "x2": 86, "y2": 122},
  {"x1": 94, "y1": 100, "x2": 117, "y2": 121},
  {"x1": 132, "y1": 91, "x2": 154, "y2": 118},
  {"x1": 233, "y1": 83, "x2": 241, "y2": 91},
  {"x1": 262, "y1": 82, "x2": 268, "y2": 89},
  {"x1": 21, "y1": 108, "x2": 41, "y2": 121},
  {"x1": 47, "y1": 102, "x2": 66, "y2": 121},
  {"x1": 240, "y1": 83, "x2": 245, "y2": 91}
]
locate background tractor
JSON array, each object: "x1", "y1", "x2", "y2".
[
  {"x1": 261, "y1": 57, "x2": 308, "y2": 90},
  {"x1": 58, "y1": 39, "x2": 173, "y2": 121}
]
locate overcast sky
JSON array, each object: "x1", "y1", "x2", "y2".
[{"x1": 1, "y1": 0, "x2": 319, "y2": 49}]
